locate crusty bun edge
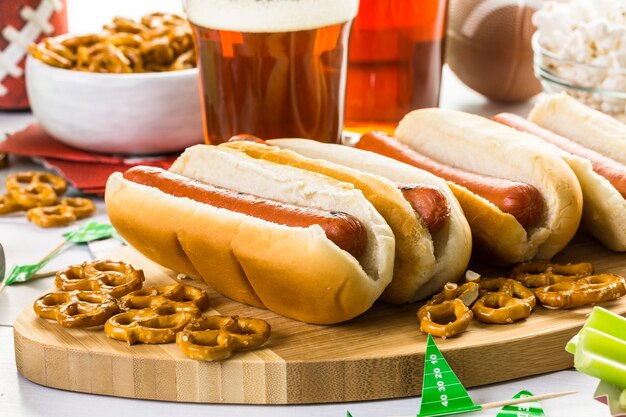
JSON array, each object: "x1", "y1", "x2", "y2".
[
  {"x1": 106, "y1": 147, "x2": 396, "y2": 324},
  {"x1": 395, "y1": 108, "x2": 583, "y2": 264},
  {"x1": 262, "y1": 139, "x2": 473, "y2": 301}
]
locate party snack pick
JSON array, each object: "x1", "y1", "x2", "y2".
[
  {"x1": 496, "y1": 390, "x2": 546, "y2": 417},
  {"x1": 412, "y1": 335, "x2": 574, "y2": 417},
  {"x1": 4, "y1": 221, "x2": 120, "y2": 285}
]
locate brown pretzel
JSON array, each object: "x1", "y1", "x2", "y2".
[
  {"x1": 33, "y1": 290, "x2": 119, "y2": 328},
  {"x1": 60, "y1": 197, "x2": 96, "y2": 219},
  {"x1": 176, "y1": 315, "x2": 271, "y2": 361},
  {"x1": 0, "y1": 193, "x2": 20, "y2": 214},
  {"x1": 417, "y1": 299, "x2": 473, "y2": 339},
  {"x1": 510, "y1": 260, "x2": 593, "y2": 287},
  {"x1": 120, "y1": 283, "x2": 210, "y2": 316},
  {"x1": 26, "y1": 204, "x2": 76, "y2": 227},
  {"x1": 535, "y1": 274, "x2": 626, "y2": 309},
  {"x1": 55, "y1": 260, "x2": 144, "y2": 298},
  {"x1": 31, "y1": 13, "x2": 195, "y2": 73},
  {"x1": 7, "y1": 171, "x2": 67, "y2": 196},
  {"x1": 472, "y1": 278, "x2": 535, "y2": 324},
  {"x1": 8, "y1": 183, "x2": 57, "y2": 209},
  {"x1": 105, "y1": 305, "x2": 196, "y2": 344}
]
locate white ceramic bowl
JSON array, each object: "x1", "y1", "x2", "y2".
[{"x1": 26, "y1": 55, "x2": 204, "y2": 155}]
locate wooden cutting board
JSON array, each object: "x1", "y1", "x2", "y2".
[{"x1": 13, "y1": 233, "x2": 626, "y2": 404}]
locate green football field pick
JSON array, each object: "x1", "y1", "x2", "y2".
[
  {"x1": 496, "y1": 390, "x2": 546, "y2": 417},
  {"x1": 417, "y1": 334, "x2": 481, "y2": 417},
  {"x1": 5, "y1": 221, "x2": 120, "y2": 285}
]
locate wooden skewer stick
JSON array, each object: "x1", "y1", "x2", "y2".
[
  {"x1": 390, "y1": 391, "x2": 578, "y2": 417},
  {"x1": 480, "y1": 390, "x2": 577, "y2": 410}
]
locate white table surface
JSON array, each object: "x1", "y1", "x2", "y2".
[{"x1": 0, "y1": 2, "x2": 614, "y2": 416}]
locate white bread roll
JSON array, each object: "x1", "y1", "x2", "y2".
[
  {"x1": 245, "y1": 139, "x2": 472, "y2": 301},
  {"x1": 395, "y1": 108, "x2": 583, "y2": 264},
  {"x1": 105, "y1": 145, "x2": 395, "y2": 324},
  {"x1": 529, "y1": 93, "x2": 626, "y2": 165},
  {"x1": 529, "y1": 93, "x2": 626, "y2": 251}
]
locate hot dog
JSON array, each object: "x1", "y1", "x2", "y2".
[
  {"x1": 106, "y1": 145, "x2": 396, "y2": 324},
  {"x1": 493, "y1": 113, "x2": 626, "y2": 199},
  {"x1": 123, "y1": 166, "x2": 367, "y2": 258},
  {"x1": 356, "y1": 131, "x2": 543, "y2": 228},
  {"x1": 226, "y1": 136, "x2": 451, "y2": 235},
  {"x1": 224, "y1": 139, "x2": 473, "y2": 302},
  {"x1": 371, "y1": 108, "x2": 583, "y2": 265},
  {"x1": 399, "y1": 185, "x2": 450, "y2": 235},
  {"x1": 495, "y1": 93, "x2": 626, "y2": 252}
]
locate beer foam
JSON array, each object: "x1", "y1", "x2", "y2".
[{"x1": 184, "y1": 0, "x2": 359, "y2": 32}]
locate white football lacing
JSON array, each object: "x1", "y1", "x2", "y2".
[{"x1": 0, "y1": 0, "x2": 64, "y2": 97}]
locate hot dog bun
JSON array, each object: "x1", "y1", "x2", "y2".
[
  {"x1": 225, "y1": 139, "x2": 472, "y2": 302},
  {"x1": 394, "y1": 108, "x2": 583, "y2": 264},
  {"x1": 105, "y1": 145, "x2": 395, "y2": 324},
  {"x1": 525, "y1": 93, "x2": 626, "y2": 251}
]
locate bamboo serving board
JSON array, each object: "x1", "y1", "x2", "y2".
[{"x1": 13, "y1": 234, "x2": 626, "y2": 404}]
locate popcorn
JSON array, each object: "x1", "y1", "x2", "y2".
[{"x1": 535, "y1": 0, "x2": 626, "y2": 119}]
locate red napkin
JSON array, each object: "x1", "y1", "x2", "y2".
[{"x1": 0, "y1": 124, "x2": 179, "y2": 196}]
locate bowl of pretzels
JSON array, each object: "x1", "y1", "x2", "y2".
[{"x1": 25, "y1": 13, "x2": 204, "y2": 155}]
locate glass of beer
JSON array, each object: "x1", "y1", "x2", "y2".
[
  {"x1": 184, "y1": 0, "x2": 359, "y2": 144},
  {"x1": 345, "y1": 0, "x2": 448, "y2": 133}
]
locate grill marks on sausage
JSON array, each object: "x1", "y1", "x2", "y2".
[{"x1": 123, "y1": 166, "x2": 368, "y2": 258}]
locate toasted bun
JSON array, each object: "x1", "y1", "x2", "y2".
[
  {"x1": 105, "y1": 145, "x2": 395, "y2": 324},
  {"x1": 239, "y1": 139, "x2": 472, "y2": 301},
  {"x1": 529, "y1": 93, "x2": 626, "y2": 251},
  {"x1": 395, "y1": 108, "x2": 583, "y2": 264}
]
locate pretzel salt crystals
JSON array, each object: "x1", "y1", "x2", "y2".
[
  {"x1": 472, "y1": 278, "x2": 535, "y2": 324},
  {"x1": 55, "y1": 260, "x2": 144, "y2": 298},
  {"x1": 105, "y1": 305, "x2": 195, "y2": 344},
  {"x1": 510, "y1": 260, "x2": 593, "y2": 287},
  {"x1": 33, "y1": 291, "x2": 119, "y2": 328},
  {"x1": 176, "y1": 315, "x2": 271, "y2": 361},
  {"x1": 535, "y1": 274, "x2": 626, "y2": 309},
  {"x1": 417, "y1": 282, "x2": 475, "y2": 338},
  {"x1": 27, "y1": 204, "x2": 76, "y2": 227},
  {"x1": 120, "y1": 283, "x2": 210, "y2": 316}
]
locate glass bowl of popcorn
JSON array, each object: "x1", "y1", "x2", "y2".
[{"x1": 532, "y1": 0, "x2": 626, "y2": 121}]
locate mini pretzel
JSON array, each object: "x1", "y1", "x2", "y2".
[
  {"x1": 33, "y1": 290, "x2": 119, "y2": 328},
  {"x1": 176, "y1": 315, "x2": 271, "y2": 361},
  {"x1": 0, "y1": 193, "x2": 20, "y2": 214},
  {"x1": 105, "y1": 305, "x2": 195, "y2": 344},
  {"x1": 26, "y1": 204, "x2": 76, "y2": 227},
  {"x1": 9, "y1": 183, "x2": 57, "y2": 209},
  {"x1": 7, "y1": 171, "x2": 67, "y2": 196},
  {"x1": 472, "y1": 278, "x2": 535, "y2": 324},
  {"x1": 535, "y1": 274, "x2": 626, "y2": 309},
  {"x1": 510, "y1": 260, "x2": 593, "y2": 287},
  {"x1": 417, "y1": 299, "x2": 473, "y2": 339},
  {"x1": 120, "y1": 283, "x2": 210, "y2": 316},
  {"x1": 55, "y1": 260, "x2": 144, "y2": 298},
  {"x1": 60, "y1": 197, "x2": 96, "y2": 219},
  {"x1": 31, "y1": 13, "x2": 195, "y2": 74}
]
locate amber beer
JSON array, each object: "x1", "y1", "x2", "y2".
[
  {"x1": 345, "y1": 0, "x2": 448, "y2": 132},
  {"x1": 185, "y1": 0, "x2": 359, "y2": 144}
]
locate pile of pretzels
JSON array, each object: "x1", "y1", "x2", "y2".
[
  {"x1": 33, "y1": 260, "x2": 271, "y2": 361},
  {"x1": 29, "y1": 13, "x2": 195, "y2": 74},
  {"x1": 418, "y1": 261, "x2": 626, "y2": 339},
  {"x1": 0, "y1": 171, "x2": 95, "y2": 227}
]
